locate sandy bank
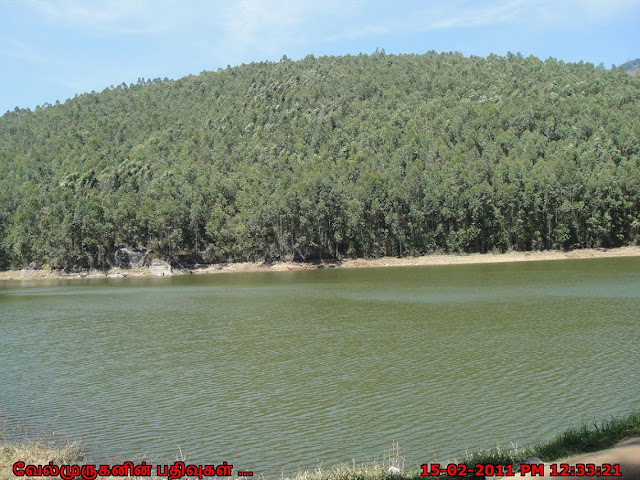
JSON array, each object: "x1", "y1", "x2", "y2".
[{"x1": 1, "y1": 246, "x2": 639, "y2": 282}]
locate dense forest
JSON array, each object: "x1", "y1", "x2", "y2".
[{"x1": 1, "y1": 51, "x2": 639, "y2": 270}]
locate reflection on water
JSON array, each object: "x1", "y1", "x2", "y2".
[{"x1": 1, "y1": 257, "x2": 639, "y2": 477}]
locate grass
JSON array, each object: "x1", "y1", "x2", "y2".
[
  {"x1": 1, "y1": 411, "x2": 639, "y2": 480},
  {"x1": 0, "y1": 421, "x2": 158, "y2": 480},
  {"x1": 408, "y1": 410, "x2": 640, "y2": 480},
  {"x1": 531, "y1": 410, "x2": 640, "y2": 461},
  {"x1": 0, "y1": 440, "x2": 86, "y2": 480}
]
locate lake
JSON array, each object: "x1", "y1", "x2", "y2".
[{"x1": 1, "y1": 257, "x2": 639, "y2": 477}]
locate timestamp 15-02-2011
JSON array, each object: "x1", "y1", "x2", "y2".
[{"x1": 420, "y1": 463, "x2": 622, "y2": 477}]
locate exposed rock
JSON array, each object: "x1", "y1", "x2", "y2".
[
  {"x1": 19, "y1": 262, "x2": 42, "y2": 278},
  {"x1": 149, "y1": 259, "x2": 173, "y2": 276},
  {"x1": 107, "y1": 268, "x2": 127, "y2": 278},
  {"x1": 113, "y1": 247, "x2": 146, "y2": 269}
]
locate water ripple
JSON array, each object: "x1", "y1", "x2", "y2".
[{"x1": 1, "y1": 259, "x2": 639, "y2": 477}]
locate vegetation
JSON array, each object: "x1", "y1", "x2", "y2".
[
  {"x1": 2, "y1": 410, "x2": 639, "y2": 480},
  {"x1": 1, "y1": 51, "x2": 640, "y2": 271},
  {"x1": 621, "y1": 58, "x2": 640, "y2": 75},
  {"x1": 442, "y1": 410, "x2": 640, "y2": 479},
  {"x1": 1, "y1": 440, "x2": 86, "y2": 480},
  {"x1": 532, "y1": 409, "x2": 640, "y2": 460}
]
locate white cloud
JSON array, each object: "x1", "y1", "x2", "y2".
[
  {"x1": 514, "y1": 0, "x2": 639, "y2": 28},
  {"x1": 422, "y1": 0, "x2": 527, "y2": 29},
  {"x1": 219, "y1": 0, "x2": 302, "y2": 54},
  {"x1": 24, "y1": 0, "x2": 193, "y2": 35},
  {"x1": 21, "y1": 0, "x2": 356, "y2": 59},
  {"x1": 210, "y1": 0, "x2": 361, "y2": 59},
  {"x1": 322, "y1": 0, "x2": 528, "y2": 44},
  {"x1": 324, "y1": 0, "x2": 640, "y2": 43},
  {"x1": 573, "y1": 0, "x2": 640, "y2": 18},
  {"x1": 17, "y1": 0, "x2": 640, "y2": 46},
  {"x1": 326, "y1": 24, "x2": 391, "y2": 43},
  {"x1": 0, "y1": 38, "x2": 52, "y2": 65}
]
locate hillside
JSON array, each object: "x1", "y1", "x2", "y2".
[
  {"x1": 1, "y1": 51, "x2": 639, "y2": 270},
  {"x1": 622, "y1": 58, "x2": 640, "y2": 75}
]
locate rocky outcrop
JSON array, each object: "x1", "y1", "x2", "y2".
[
  {"x1": 106, "y1": 268, "x2": 127, "y2": 278},
  {"x1": 113, "y1": 247, "x2": 146, "y2": 269},
  {"x1": 19, "y1": 262, "x2": 42, "y2": 278},
  {"x1": 149, "y1": 259, "x2": 173, "y2": 276}
]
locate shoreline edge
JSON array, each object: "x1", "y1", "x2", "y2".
[{"x1": 1, "y1": 245, "x2": 639, "y2": 282}]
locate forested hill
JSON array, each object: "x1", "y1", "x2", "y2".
[
  {"x1": 1, "y1": 51, "x2": 640, "y2": 270},
  {"x1": 622, "y1": 58, "x2": 640, "y2": 75}
]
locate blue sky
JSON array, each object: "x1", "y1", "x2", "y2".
[{"x1": 1, "y1": 0, "x2": 639, "y2": 114}]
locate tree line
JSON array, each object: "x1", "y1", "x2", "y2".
[{"x1": 1, "y1": 51, "x2": 639, "y2": 270}]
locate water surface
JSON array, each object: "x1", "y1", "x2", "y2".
[{"x1": 1, "y1": 257, "x2": 639, "y2": 476}]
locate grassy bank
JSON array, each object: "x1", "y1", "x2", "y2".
[
  {"x1": 1, "y1": 440, "x2": 85, "y2": 480},
  {"x1": 2, "y1": 411, "x2": 639, "y2": 480}
]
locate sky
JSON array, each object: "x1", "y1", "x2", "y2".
[{"x1": 1, "y1": 0, "x2": 639, "y2": 114}]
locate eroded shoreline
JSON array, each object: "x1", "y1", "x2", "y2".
[{"x1": 1, "y1": 246, "x2": 639, "y2": 282}]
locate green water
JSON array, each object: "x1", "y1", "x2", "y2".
[{"x1": 1, "y1": 257, "x2": 639, "y2": 476}]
